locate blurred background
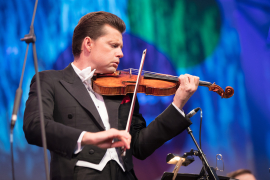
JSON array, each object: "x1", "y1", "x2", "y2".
[{"x1": 1, "y1": 0, "x2": 270, "y2": 179}]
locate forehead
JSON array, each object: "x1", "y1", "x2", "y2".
[{"x1": 99, "y1": 24, "x2": 123, "y2": 41}]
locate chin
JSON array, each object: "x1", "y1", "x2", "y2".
[
  {"x1": 102, "y1": 67, "x2": 117, "y2": 74},
  {"x1": 110, "y1": 66, "x2": 118, "y2": 72}
]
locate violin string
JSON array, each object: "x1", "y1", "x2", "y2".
[
  {"x1": 144, "y1": 73, "x2": 178, "y2": 81},
  {"x1": 122, "y1": 68, "x2": 178, "y2": 81},
  {"x1": 122, "y1": 68, "x2": 179, "y2": 78},
  {"x1": 121, "y1": 69, "x2": 213, "y2": 86}
]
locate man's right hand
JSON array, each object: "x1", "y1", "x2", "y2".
[{"x1": 81, "y1": 128, "x2": 131, "y2": 149}]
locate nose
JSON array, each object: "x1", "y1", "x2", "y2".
[{"x1": 116, "y1": 49, "x2": 124, "y2": 58}]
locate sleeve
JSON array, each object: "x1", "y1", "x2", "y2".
[
  {"x1": 74, "y1": 131, "x2": 86, "y2": 154},
  {"x1": 172, "y1": 102, "x2": 185, "y2": 117},
  {"x1": 23, "y1": 72, "x2": 83, "y2": 159},
  {"x1": 130, "y1": 99, "x2": 192, "y2": 160}
]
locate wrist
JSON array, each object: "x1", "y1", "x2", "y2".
[
  {"x1": 173, "y1": 99, "x2": 186, "y2": 110},
  {"x1": 81, "y1": 132, "x2": 93, "y2": 146}
]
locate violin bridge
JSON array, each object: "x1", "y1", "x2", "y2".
[{"x1": 129, "y1": 68, "x2": 132, "y2": 79}]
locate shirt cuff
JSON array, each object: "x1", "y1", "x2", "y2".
[
  {"x1": 172, "y1": 102, "x2": 185, "y2": 117},
  {"x1": 74, "y1": 131, "x2": 86, "y2": 154}
]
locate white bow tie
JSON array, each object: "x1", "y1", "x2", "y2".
[
  {"x1": 78, "y1": 67, "x2": 96, "y2": 82},
  {"x1": 76, "y1": 67, "x2": 96, "y2": 93},
  {"x1": 71, "y1": 63, "x2": 97, "y2": 93}
]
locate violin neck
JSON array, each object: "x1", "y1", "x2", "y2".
[
  {"x1": 143, "y1": 73, "x2": 212, "y2": 87},
  {"x1": 144, "y1": 73, "x2": 178, "y2": 82}
]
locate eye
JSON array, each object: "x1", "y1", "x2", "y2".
[{"x1": 111, "y1": 44, "x2": 118, "y2": 48}]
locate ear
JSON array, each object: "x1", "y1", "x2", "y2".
[{"x1": 82, "y1": 36, "x2": 92, "y2": 53}]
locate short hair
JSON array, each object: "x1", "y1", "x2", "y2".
[
  {"x1": 227, "y1": 169, "x2": 253, "y2": 178},
  {"x1": 72, "y1": 11, "x2": 126, "y2": 57}
]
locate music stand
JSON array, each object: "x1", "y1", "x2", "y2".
[{"x1": 161, "y1": 172, "x2": 235, "y2": 180}]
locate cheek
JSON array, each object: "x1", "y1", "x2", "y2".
[
  {"x1": 96, "y1": 47, "x2": 112, "y2": 57},
  {"x1": 91, "y1": 46, "x2": 114, "y2": 65},
  {"x1": 94, "y1": 53, "x2": 109, "y2": 66}
]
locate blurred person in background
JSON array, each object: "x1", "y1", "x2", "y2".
[{"x1": 227, "y1": 169, "x2": 256, "y2": 180}]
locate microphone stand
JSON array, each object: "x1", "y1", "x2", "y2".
[
  {"x1": 186, "y1": 126, "x2": 219, "y2": 180},
  {"x1": 10, "y1": 0, "x2": 50, "y2": 180}
]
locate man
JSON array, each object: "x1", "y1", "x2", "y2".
[
  {"x1": 23, "y1": 11, "x2": 199, "y2": 180},
  {"x1": 227, "y1": 169, "x2": 256, "y2": 180}
]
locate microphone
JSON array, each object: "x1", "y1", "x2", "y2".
[{"x1": 186, "y1": 107, "x2": 200, "y2": 118}]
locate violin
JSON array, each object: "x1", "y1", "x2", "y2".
[
  {"x1": 92, "y1": 69, "x2": 234, "y2": 98},
  {"x1": 94, "y1": 49, "x2": 233, "y2": 157}
]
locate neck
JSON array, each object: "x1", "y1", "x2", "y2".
[{"x1": 73, "y1": 56, "x2": 93, "y2": 70}]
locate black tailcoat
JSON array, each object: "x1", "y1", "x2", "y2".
[{"x1": 23, "y1": 64, "x2": 192, "y2": 180}]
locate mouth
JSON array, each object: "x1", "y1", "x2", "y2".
[{"x1": 112, "y1": 61, "x2": 119, "y2": 68}]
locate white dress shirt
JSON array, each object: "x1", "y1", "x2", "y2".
[{"x1": 71, "y1": 63, "x2": 125, "y2": 172}]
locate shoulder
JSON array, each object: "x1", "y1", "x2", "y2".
[
  {"x1": 40, "y1": 69, "x2": 63, "y2": 79},
  {"x1": 40, "y1": 69, "x2": 63, "y2": 76},
  {"x1": 30, "y1": 69, "x2": 64, "y2": 86}
]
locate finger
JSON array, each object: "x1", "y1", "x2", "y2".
[
  {"x1": 105, "y1": 129, "x2": 131, "y2": 149},
  {"x1": 119, "y1": 130, "x2": 131, "y2": 139},
  {"x1": 111, "y1": 141, "x2": 125, "y2": 148},
  {"x1": 111, "y1": 141, "x2": 129, "y2": 149},
  {"x1": 195, "y1": 76, "x2": 200, "y2": 86},
  {"x1": 186, "y1": 74, "x2": 199, "y2": 87},
  {"x1": 111, "y1": 130, "x2": 130, "y2": 140},
  {"x1": 112, "y1": 136, "x2": 130, "y2": 149},
  {"x1": 183, "y1": 75, "x2": 189, "y2": 86},
  {"x1": 189, "y1": 75, "x2": 200, "y2": 89},
  {"x1": 185, "y1": 74, "x2": 191, "y2": 83},
  {"x1": 179, "y1": 75, "x2": 187, "y2": 85},
  {"x1": 184, "y1": 74, "x2": 192, "y2": 86},
  {"x1": 111, "y1": 130, "x2": 130, "y2": 147},
  {"x1": 178, "y1": 75, "x2": 181, "y2": 84},
  {"x1": 118, "y1": 133, "x2": 131, "y2": 149}
]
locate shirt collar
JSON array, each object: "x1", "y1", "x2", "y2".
[{"x1": 71, "y1": 62, "x2": 96, "y2": 82}]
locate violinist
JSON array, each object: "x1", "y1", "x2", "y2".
[{"x1": 23, "y1": 11, "x2": 199, "y2": 180}]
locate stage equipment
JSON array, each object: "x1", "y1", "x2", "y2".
[
  {"x1": 10, "y1": 0, "x2": 50, "y2": 180},
  {"x1": 161, "y1": 108, "x2": 233, "y2": 180},
  {"x1": 161, "y1": 172, "x2": 236, "y2": 180},
  {"x1": 166, "y1": 149, "x2": 196, "y2": 180}
]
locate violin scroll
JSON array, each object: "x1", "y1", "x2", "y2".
[{"x1": 208, "y1": 83, "x2": 234, "y2": 98}]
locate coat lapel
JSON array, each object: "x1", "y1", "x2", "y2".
[{"x1": 59, "y1": 64, "x2": 105, "y2": 130}]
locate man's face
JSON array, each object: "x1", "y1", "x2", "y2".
[{"x1": 89, "y1": 24, "x2": 123, "y2": 73}]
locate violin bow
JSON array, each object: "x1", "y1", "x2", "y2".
[{"x1": 121, "y1": 49, "x2": 147, "y2": 156}]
